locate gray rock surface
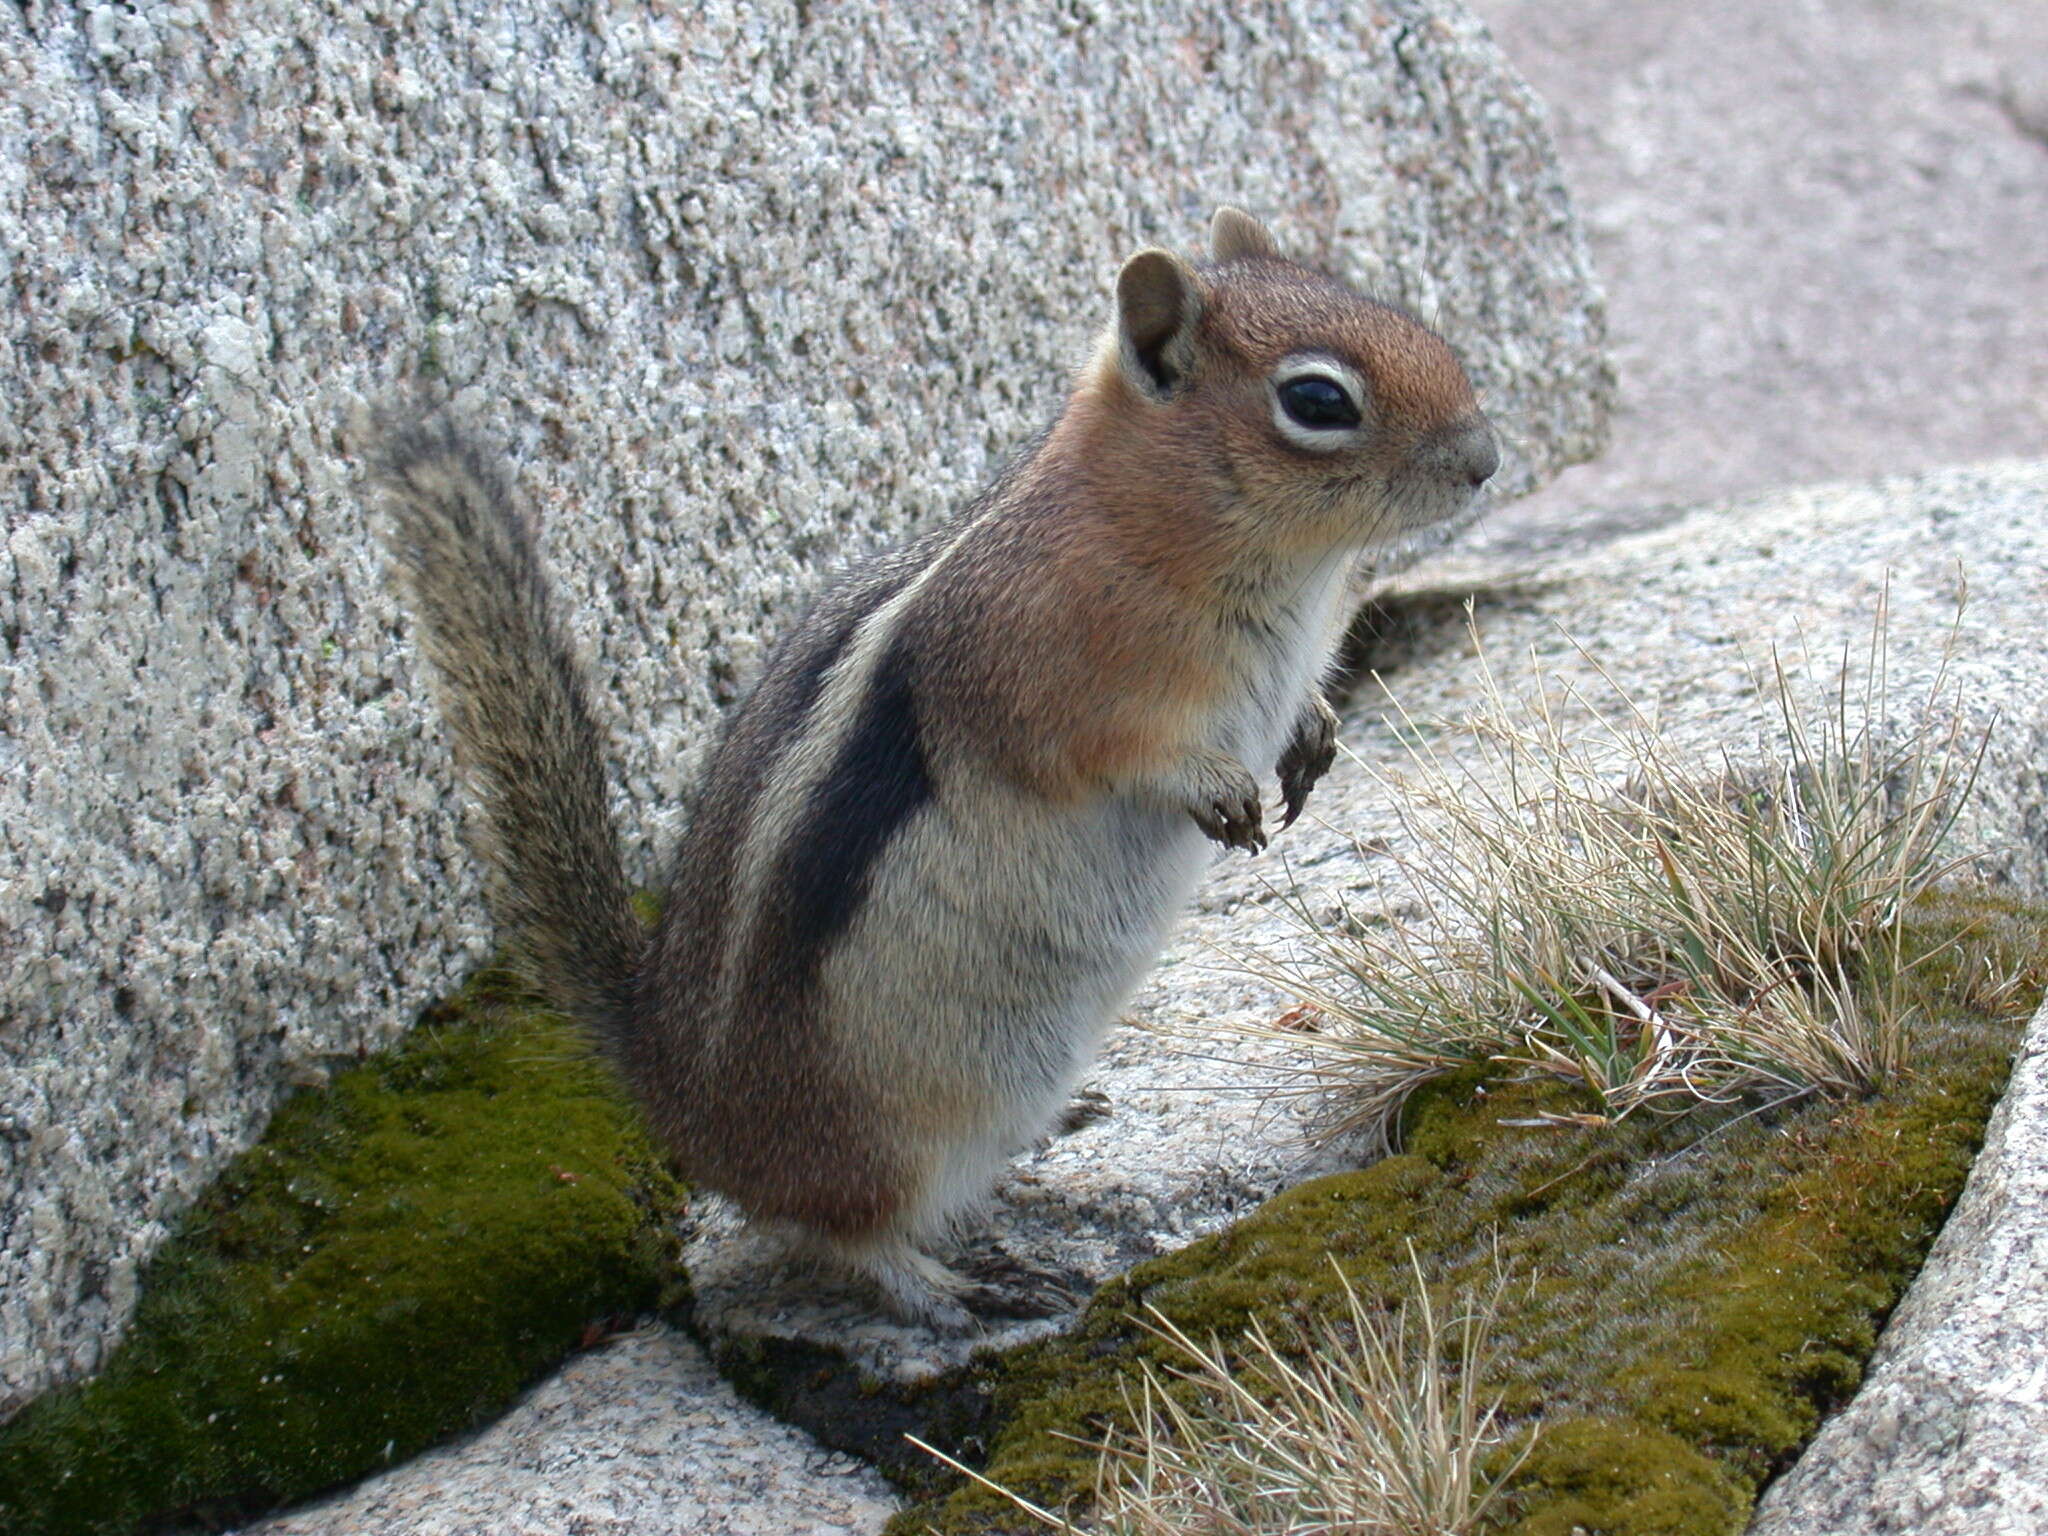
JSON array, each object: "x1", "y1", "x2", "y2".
[
  {"x1": 1470, "y1": 0, "x2": 2048, "y2": 523},
  {"x1": 1748, "y1": 1002, "x2": 2048, "y2": 1536},
  {"x1": 234, "y1": 1323, "x2": 899, "y2": 1536},
  {"x1": 237, "y1": 459, "x2": 2048, "y2": 1533},
  {"x1": 0, "y1": 0, "x2": 1610, "y2": 1411}
]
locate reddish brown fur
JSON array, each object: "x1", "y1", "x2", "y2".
[{"x1": 912, "y1": 254, "x2": 1483, "y2": 803}]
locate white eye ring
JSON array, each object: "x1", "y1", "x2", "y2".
[{"x1": 1270, "y1": 357, "x2": 1369, "y2": 451}]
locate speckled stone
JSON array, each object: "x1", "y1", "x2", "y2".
[
  {"x1": 0, "y1": 0, "x2": 1609, "y2": 1411},
  {"x1": 1380, "y1": 461, "x2": 2048, "y2": 900},
  {"x1": 228, "y1": 1323, "x2": 901, "y2": 1536}
]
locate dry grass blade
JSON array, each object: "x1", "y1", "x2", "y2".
[
  {"x1": 912, "y1": 1254, "x2": 1529, "y2": 1536},
  {"x1": 1228, "y1": 597, "x2": 1985, "y2": 1145}
]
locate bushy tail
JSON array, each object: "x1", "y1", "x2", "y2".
[{"x1": 371, "y1": 414, "x2": 645, "y2": 1045}]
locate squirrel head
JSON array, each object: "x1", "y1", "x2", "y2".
[{"x1": 1077, "y1": 208, "x2": 1499, "y2": 556}]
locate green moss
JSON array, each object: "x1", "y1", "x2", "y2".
[
  {"x1": 0, "y1": 967, "x2": 684, "y2": 1536},
  {"x1": 1498, "y1": 1421, "x2": 1748, "y2": 1536},
  {"x1": 891, "y1": 896, "x2": 2047, "y2": 1536}
]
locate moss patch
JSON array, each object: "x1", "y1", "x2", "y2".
[
  {"x1": 891, "y1": 895, "x2": 2047, "y2": 1536},
  {"x1": 0, "y1": 967, "x2": 683, "y2": 1536}
]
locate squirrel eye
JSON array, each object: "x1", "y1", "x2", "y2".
[{"x1": 1277, "y1": 376, "x2": 1361, "y2": 431}]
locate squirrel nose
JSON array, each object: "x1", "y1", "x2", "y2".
[
  {"x1": 1423, "y1": 417, "x2": 1500, "y2": 490},
  {"x1": 1456, "y1": 420, "x2": 1500, "y2": 488}
]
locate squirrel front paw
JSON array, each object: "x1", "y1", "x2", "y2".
[
  {"x1": 1179, "y1": 750, "x2": 1268, "y2": 853},
  {"x1": 1277, "y1": 695, "x2": 1339, "y2": 828}
]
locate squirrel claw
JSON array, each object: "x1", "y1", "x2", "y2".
[
  {"x1": 1178, "y1": 749, "x2": 1269, "y2": 854},
  {"x1": 1277, "y1": 696, "x2": 1340, "y2": 830},
  {"x1": 1193, "y1": 794, "x2": 1267, "y2": 853}
]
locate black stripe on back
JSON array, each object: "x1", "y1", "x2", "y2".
[
  {"x1": 723, "y1": 545, "x2": 928, "y2": 790},
  {"x1": 744, "y1": 601, "x2": 866, "y2": 772},
  {"x1": 765, "y1": 635, "x2": 933, "y2": 995},
  {"x1": 639, "y1": 554, "x2": 918, "y2": 1056}
]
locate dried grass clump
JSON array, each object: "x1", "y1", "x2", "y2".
[
  {"x1": 1239, "y1": 605, "x2": 1984, "y2": 1148},
  {"x1": 916, "y1": 1258, "x2": 1526, "y2": 1536}
]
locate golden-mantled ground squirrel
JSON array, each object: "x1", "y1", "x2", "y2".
[{"x1": 372, "y1": 208, "x2": 1497, "y2": 1328}]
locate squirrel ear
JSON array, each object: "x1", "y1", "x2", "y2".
[
  {"x1": 1115, "y1": 248, "x2": 1202, "y2": 397},
  {"x1": 1210, "y1": 206, "x2": 1280, "y2": 264}
]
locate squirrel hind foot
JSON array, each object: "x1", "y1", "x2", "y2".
[
  {"x1": 822, "y1": 1234, "x2": 978, "y2": 1334},
  {"x1": 950, "y1": 1246, "x2": 1091, "y2": 1321},
  {"x1": 821, "y1": 1234, "x2": 1089, "y2": 1330}
]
